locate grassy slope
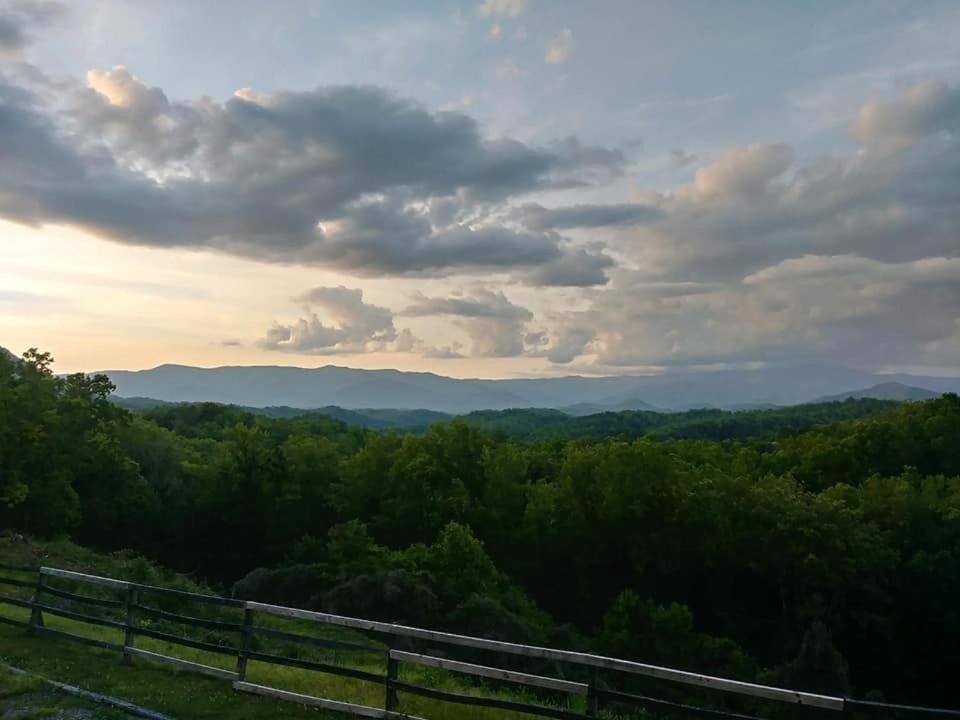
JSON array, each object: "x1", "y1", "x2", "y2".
[
  {"x1": 0, "y1": 665, "x2": 132, "y2": 719},
  {"x1": 0, "y1": 537, "x2": 582, "y2": 720}
]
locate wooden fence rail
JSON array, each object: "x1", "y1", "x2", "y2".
[{"x1": 0, "y1": 564, "x2": 958, "y2": 720}]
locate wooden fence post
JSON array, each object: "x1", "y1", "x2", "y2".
[
  {"x1": 236, "y1": 607, "x2": 254, "y2": 682},
  {"x1": 586, "y1": 666, "x2": 598, "y2": 717},
  {"x1": 28, "y1": 571, "x2": 46, "y2": 633},
  {"x1": 123, "y1": 585, "x2": 139, "y2": 664},
  {"x1": 385, "y1": 644, "x2": 399, "y2": 713}
]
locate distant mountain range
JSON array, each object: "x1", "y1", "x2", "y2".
[
  {"x1": 560, "y1": 396, "x2": 662, "y2": 416},
  {"x1": 813, "y1": 382, "x2": 941, "y2": 403},
  {"x1": 99, "y1": 363, "x2": 960, "y2": 415}
]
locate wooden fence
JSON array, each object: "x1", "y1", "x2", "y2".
[{"x1": 1, "y1": 562, "x2": 958, "y2": 720}]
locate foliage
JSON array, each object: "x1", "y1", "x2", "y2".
[
  {"x1": 459, "y1": 399, "x2": 902, "y2": 441},
  {"x1": 2, "y1": 349, "x2": 960, "y2": 705}
]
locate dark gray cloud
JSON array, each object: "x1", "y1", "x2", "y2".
[
  {"x1": 0, "y1": 1, "x2": 63, "y2": 54},
  {"x1": 405, "y1": 289, "x2": 531, "y2": 320},
  {"x1": 519, "y1": 247, "x2": 613, "y2": 287},
  {"x1": 517, "y1": 202, "x2": 660, "y2": 230},
  {"x1": 302, "y1": 197, "x2": 565, "y2": 275},
  {"x1": 545, "y1": 326, "x2": 595, "y2": 364},
  {"x1": 0, "y1": 18, "x2": 26, "y2": 52},
  {"x1": 0, "y1": 64, "x2": 624, "y2": 280}
]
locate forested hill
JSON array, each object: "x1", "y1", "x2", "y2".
[
  {"x1": 116, "y1": 395, "x2": 901, "y2": 440},
  {"x1": 3, "y1": 348, "x2": 960, "y2": 707},
  {"x1": 457, "y1": 398, "x2": 900, "y2": 440},
  {"x1": 114, "y1": 396, "x2": 452, "y2": 432}
]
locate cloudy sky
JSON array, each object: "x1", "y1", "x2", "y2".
[{"x1": 1, "y1": 0, "x2": 958, "y2": 377}]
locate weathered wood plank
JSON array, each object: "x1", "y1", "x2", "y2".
[
  {"x1": 247, "y1": 601, "x2": 843, "y2": 710},
  {"x1": 0, "y1": 577, "x2": 35, "y2": 589},
  {"x1": 29, "y1": 572, "x2": 45, "y2": 631},
  {"x1": 390, "y1": 650, "x2": 588, "y2": 695},
  {"x1": 132, "y1": 626, "x2": 237, "y2": 656},
  {"x1": 0, "y1": 594, "x2": 34, "y2": 610},
  {"x1": 0, "y1": 615, "x2": 29, "y2": 628},
  {"x1": 41, "y1": 584, "x2": 126, "y2": 608},
  {"x1": 124, "y1": 585, "x2": 139, "y2": 662},
  {"x1": 33, "y1": 602, "x2": 126, "y2": 630},
  {"x1": 133, "y1": 603, "x2": 242, "y2": 632},
  {"x1": 244, "y1": 650, "x2": 384, "y2": 684},
  {"x1": 233, "y1": 681, "x2": 427, "y2": 720},
  {"x1": 844, "y1": 699, "x2": 960, "y2": 718},
  {"x1": 40, "y1": 567, "x2": 241, "y2": 607},
  {"x1": 236, "y1": 607, "x2": 254, "y2": 682},
  {"x1": 41, "y1": 567, "x2": 130, "y2": 590},
  {"x1": 126, "y1": 647, "x2": 238, "y2": 680}
]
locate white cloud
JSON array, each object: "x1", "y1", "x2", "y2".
[
  {"x1": 404, "y1": 289, "x2": 535, "y2": 357},
  {"x1": 258, "y1": 286, "x2": 397, "y2": 354}
]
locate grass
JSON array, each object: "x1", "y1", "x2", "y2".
[
  {"x1": 0, "y1": 536, "x2": 595, "y2": 719},
  {"x1": 0, "y1": 605, "x2": 585, "y2": 719},
  {"x1": 0, "y1": 663, "x2": 130, "y2": 719}
]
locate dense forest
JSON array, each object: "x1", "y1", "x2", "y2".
[
  {"x1": 457, "y1": 400, "x2": 901, "y2": 441},
  {"x1": 2, "y1": 349, "x2": 959, "y2": 706}
]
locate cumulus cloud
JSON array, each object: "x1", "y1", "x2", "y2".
[
  {"x1": 680, "y1": 143, "x2": 792, "y2": 203},
  {"x1": 539, "y1": 80, "x2": 960, "y2": 370},
  {"x1": 546, "y1": 253, "x2": 960, "y2": 369},
  {"x1": 545, "y1": 326, "x2": 595, "y2": 364},
  {"x1": 307, "y1": 197, "x2": 568, "y2": 275},
  {"x1": 258, "y1": 286, "x2": 397, "y2": 354},
  {"x1": 545, "y1": 28, "x2": 573, "y2": 65},
  {"x1": 518, "y1": 246, "x2": 613, "y2": 287},
  {"x1": 0, "y1": 63, "x2": 624, "y2": 279},
  {"x1": 404, "y1": 289, "x2": 534, "y2": 357},
  {"x1": 610, "y1": 83, "x2": 960, "y2": 283}
]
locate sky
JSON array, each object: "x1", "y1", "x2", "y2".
[{"x1": 1, "y1": 0, "x2": 958, "y2": 377}]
